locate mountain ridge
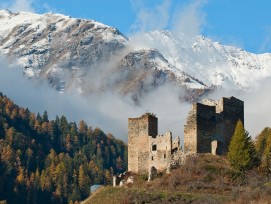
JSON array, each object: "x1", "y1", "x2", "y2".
[
  {"x1": 1, "y1": 10, "x2": 271, "y2": 98},
  {"x1": 143, "y1": 30, "x2": 271, "y2": 89}
]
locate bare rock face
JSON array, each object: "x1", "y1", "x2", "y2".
[{"x1": 110, "y1": 49, "x2": 175, "y2": 96}]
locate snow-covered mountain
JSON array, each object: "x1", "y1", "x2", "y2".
[
  {"x1": 1, "y1": 9, "x2": 271, "y2": 98},
  {"x1": 0, "y1": 9, "x2": 128, "y2": 91},
  {"x1": 0, "y1": 9, "x2": 204, "y2": 95},
  {"x1": 142, "y1": 30, "x2": 271, "y2": 89}
]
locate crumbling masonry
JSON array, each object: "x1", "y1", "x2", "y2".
[
  {"x1": 128, "y1": 113, "x2": 182, "y2": 174},
  {"x1": 128, "y1": 96, "x2": 244, "y2": 174},
  {"x1": 184, "y1": 96, "x2": 244, "y2": 155}
]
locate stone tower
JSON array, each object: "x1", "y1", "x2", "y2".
[
  {"x1": 128, "y1": 113, "x2": 180, "y2": 174},
  {"x1": 128, "y1": 113, "x2": 158, "y2": 173},
  {"x1": 184, "y1": 96, "x2": 244, "y2": 155},
  {"x1": 215, "y1": 96, "x2": 244, "y2": 153},
  {"x1": 184, "y1": 103, "x2": 216, "y2": 154}
]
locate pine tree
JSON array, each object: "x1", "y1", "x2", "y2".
[
  {"x1": 104, "y1": 169, "x2": 111, "y2": 184},
  {"x1": 16, "y1": 167, "x2": 25, "y2": 184},
  {"x1": 78, "y1": 165, "x2": 90, "y2": 197},
  {"x1": 227, "y1": 120, "x2": 258, "y2": 171},
  {"x1": 42, "y1": 111, "x2": 49, "y2": 123},
  {"x1": 65, "y1": 134, "x2": 72, "y2": 153},
  {"x1": 255, "y1": 127, "x2": 271, "y2": 171},
  {"x1": 69, "y1": 170, "x2": 81, "y2": 203},
  {"x1": 78, "y1": 120, "x2": 87, "y2": 135},
  {"x1": 6, "y1": 128, "x2": 14, "y2": 146}
]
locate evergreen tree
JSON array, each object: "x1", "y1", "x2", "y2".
[
  {"x1": 227, "y1": 120, "x2": 258, "y2": 171},
  {"x1": 42, "y1": 111, "x2": 49, "y2": 123},
  {"x1": 36, "y1": 113, "x2": 42, "y2": 123},
  {"x1": 0, "y1": 93, "x2": 128, "y2": 204},
  {"x1": 255, "y1": 127, "x2": 271, "y2": 171},
  {"x1": 78, "y1": 165, "x2": 90, "y2": 197}
]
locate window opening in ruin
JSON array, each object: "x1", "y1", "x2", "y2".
[
  {"x1": 151, "y1": 156, "x2": 153, "y2": 160},
  {"x1": 152, "y1": 144, "x2": 157, "y2": 151},
  {"x1": 164, "y1": 154, "x2": 166, "y2": 158}
]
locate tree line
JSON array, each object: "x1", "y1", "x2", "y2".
[{"x1": 0, "y1": 92, "x2": 127, "y2": 204}]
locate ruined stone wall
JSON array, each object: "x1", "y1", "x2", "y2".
[
  {"x1": 216, "y1": 97, "x2": 244, "y2": 152},
  {"x1": 184, "y1": 104, "x2": 197, "y2": 154},
  {"x1": 128, "y1": 118, "x2": 139, "y2": 173},
  {"x1": 128, "y1": 114, "x2": 158, "y2": 174},
  {"x1": 196, "y1": 103, "x2": 216, "y2": 153},
  {"x1": 184, "y1": 103, "x2": 216, "y2": 154},
  {"x1": 128, "y1": 114, "x2": 181, "y2": 174},
  {"x1": 184, "y1": 96, "x2": 244, "y2": 155},
  {"x1": 149, "y1": 132, "x2": 172, "y2": 172},
  {"x1": 172, "y1": 136, "x2": 180, "y2": 151}
]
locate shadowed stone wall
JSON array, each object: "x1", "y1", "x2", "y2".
[
  {"x1": 184, "y1": 96, "x2": 244, "y2": 155},
  {"x1": 184, "y1": 103, "x2": 216, "y2": 154},
  {"x1": 216, "y1": 97, "x2": 244, "y2": 153},
  {"x1": 197, "y1": 104, "x2": 216, "y2": 153}
]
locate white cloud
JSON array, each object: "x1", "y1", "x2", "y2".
[
  {"x1": 1, "y1": 45, "x2": 271, "y2": 144},
  {"x1": 130, "y1": 0, "x2": 207, "y2": 37},
  {"x1": 259, "y1": 26, "x2": 271, "y2": 53},
  {"x1": 11, "y1": 0, "x2": 35, "y2": 12},
  {"x1": 130, "y1": 0, "x2": 172, "y2": 33},
  {"x1": 0, "y1": 55, "x2": 189, "y2": 142},
  {"x1": 0, "y1": 0, "x2": 36, "y2": 13},
  {"x1": 172, "y1": 0, "x2": 207, "y2": 36}
]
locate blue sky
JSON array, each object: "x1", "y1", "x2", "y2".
[{"x1": 1, "y1": 0, "x2": 271, "y2": 53}]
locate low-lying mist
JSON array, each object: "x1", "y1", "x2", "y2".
[
  {"x1": 1, "y1": 55, "x2": 271, "y2": 143},
  {"x1": 0, "y1": 56, "x2": 191, "y2": 142}
]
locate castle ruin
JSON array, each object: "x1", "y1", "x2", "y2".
[
  {"x1": 128, "y1": 113, "x2": 182, "y2": 174},
  {"x1": 128, "y1": 96, "x2": 244, "y2": 174},
  {"x1": 184, "y1": 96, "x2": 244, "y2": 155}
]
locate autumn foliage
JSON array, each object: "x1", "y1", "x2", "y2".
[{"x1": 0, "y1": 93, "x2": 127, "y2": 204}]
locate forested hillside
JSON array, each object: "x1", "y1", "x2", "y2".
[{"x1": 0, "y1": 92, "x2": 127, "y2": 204}]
